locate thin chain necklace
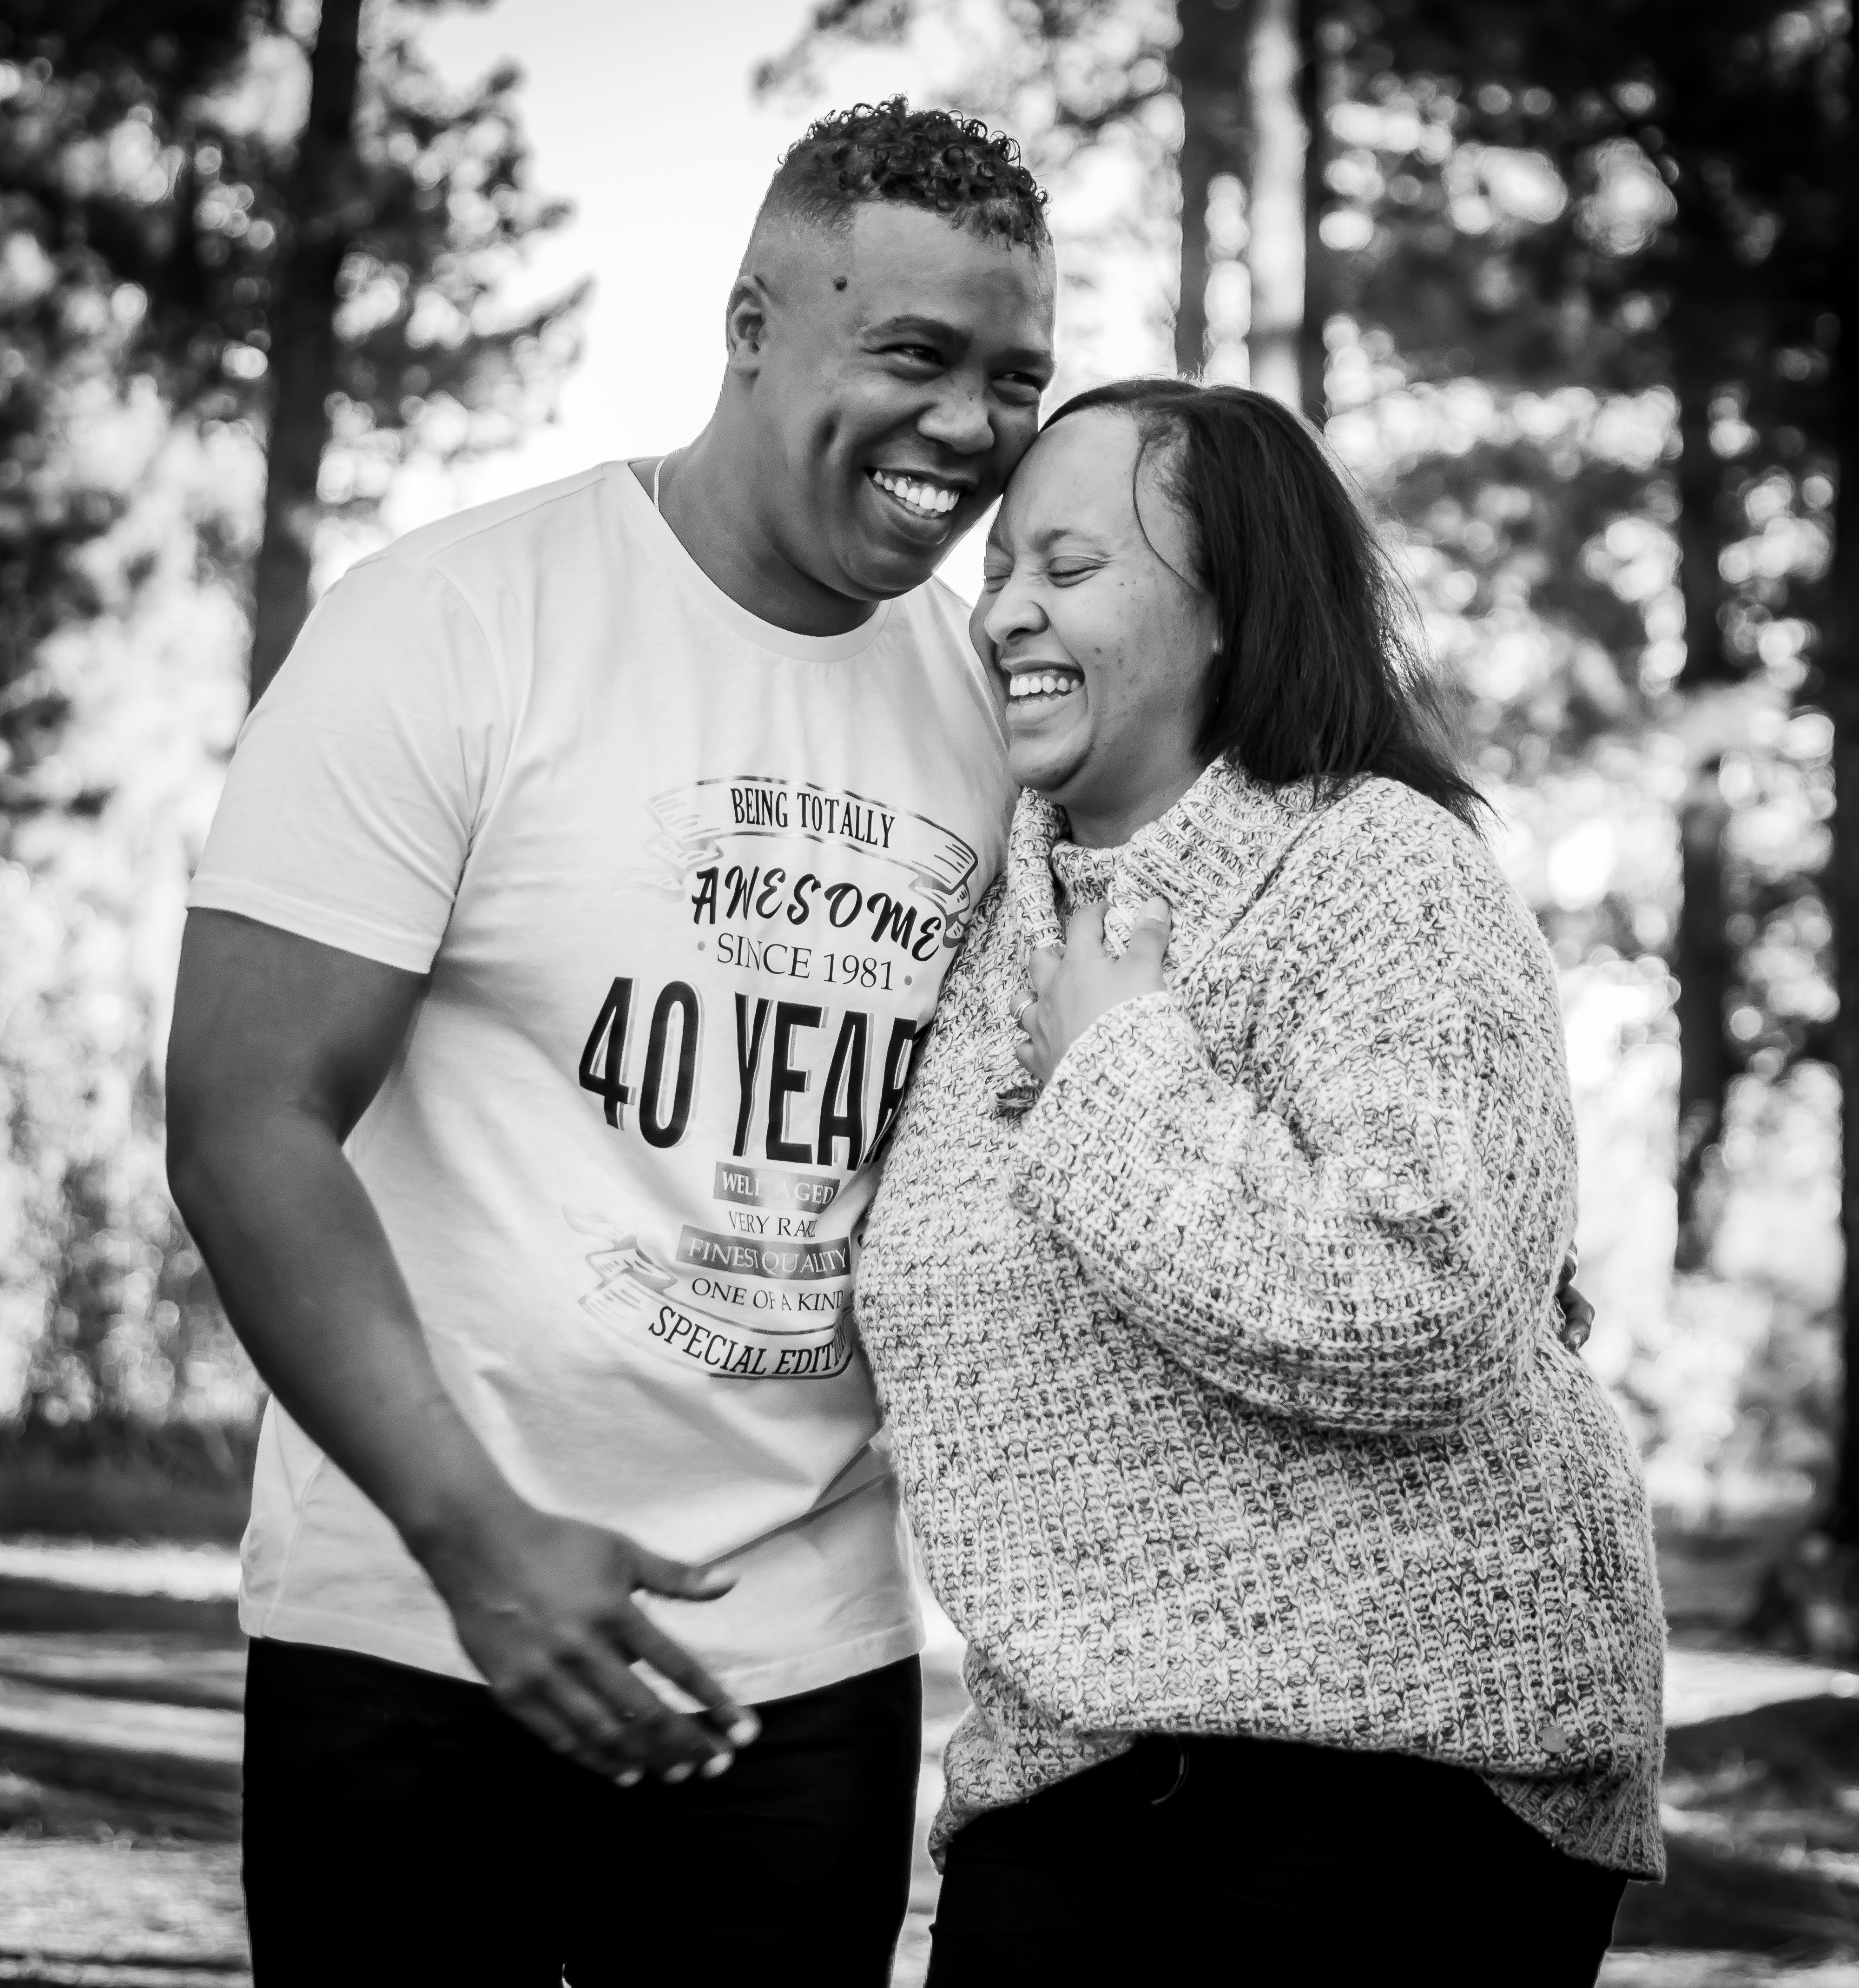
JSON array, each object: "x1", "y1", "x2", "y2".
[{"x1": 652, "y1": 449, "x2": 683, "y2": 516}]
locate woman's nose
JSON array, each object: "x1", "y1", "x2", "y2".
[{"x1": 982, "y1": 567, "x2": 1045, "y2": 647}]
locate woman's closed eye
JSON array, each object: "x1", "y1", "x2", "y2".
[{"x1": 981, "y1": 557, "x2": 1100, "y2": 590}]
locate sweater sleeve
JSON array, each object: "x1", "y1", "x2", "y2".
[{"x1": 1003, "y1": 839, "x2": 1572, "y2": 1436}]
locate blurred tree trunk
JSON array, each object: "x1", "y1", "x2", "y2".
[
  {"x1": 1827, "y1": 76, "x2": 1859, "y2": 1551},
  {"x1": 1246, "y1": 0, "x2": 1306, "y2": 407},
  {"x1": 1672, "y1": 356, "x2": 1734, "y2": 1270},
  {"x1": 248, "y1": 0, "x2": 365, "y2": 706},
  {"x1": 1172, "y1": 0, "x2": 1255, "y2": 377},
  {"x1": 1296, "y1": 0, "x2": 1327, "y2": 426}
]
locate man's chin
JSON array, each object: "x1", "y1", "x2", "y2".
[{"x1": 835, "y1": 536, "x2": 950, "y2": 601}]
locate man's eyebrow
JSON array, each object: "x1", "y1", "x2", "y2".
[
  {"x1": 863, "y1": 314, "x2": 964, "y2": 344},
  {"x1": 862, "y1": 315, "x2": 1054, "y2": 372}
]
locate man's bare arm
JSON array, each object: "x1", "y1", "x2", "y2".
[{"x1": 165, "y1": 910, "x2": 758, "y2": 1782}]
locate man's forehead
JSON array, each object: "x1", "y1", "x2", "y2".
[
  {"x1": 847, "y1": 202, "x2": 1049, "y2": 277},
  {"x1": 804, "y1": 203, "x2": 1055, "y2": 337}
]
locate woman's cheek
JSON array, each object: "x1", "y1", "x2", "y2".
[{"x1": 968, "y1": 601, "x2": 996, "y2": 667}]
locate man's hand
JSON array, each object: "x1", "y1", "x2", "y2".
[
  {"x1": 1013, "y1": 897, "x2": 1173, "y2": 1086},
  {"x1": 167, "y1": 912, "x2": 758, "y2": 1789},
  {"x1": 429, "y1": 1501, "x2": 760, "y2": 1786}
]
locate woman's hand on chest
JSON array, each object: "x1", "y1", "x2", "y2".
[{"x1": 1013, "y1": 897, "x2": 1173, "y2": 1085}]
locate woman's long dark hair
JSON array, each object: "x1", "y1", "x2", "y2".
[{"x1": 1046, "y1": 378, "x2": 1484, "y2": 829}]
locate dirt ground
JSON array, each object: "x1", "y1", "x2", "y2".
[{"x1": 0, "y1": 1539, "x2": 1854, "y2": 1987}]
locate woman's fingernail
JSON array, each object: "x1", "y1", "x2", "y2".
[
  {"x1": 662, "y1": 1761, "x2": 694, "y2": 1785},
  {"x1": 615, "y1": 1768, "x2": 644, "y2": 1788},
  {"x1": 727, "y1": 1713, "x2": 762, "y2": 1746},
  {"x1": 700, "y1": 1750, "x2": 735, "y2": 1779}
]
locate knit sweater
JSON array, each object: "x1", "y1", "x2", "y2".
[{"x1": 855, "y1": 760, "x2": 1666, "y2": 1879}]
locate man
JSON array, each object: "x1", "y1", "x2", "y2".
[{"x1": 167, "y1": 100, "x2": 1055, "y2": 1985}]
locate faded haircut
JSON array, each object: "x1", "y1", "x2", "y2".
[{"x1": 758, "y1": 97, "x2": 1049, "y2": 250}]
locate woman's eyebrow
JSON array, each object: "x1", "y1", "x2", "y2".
[
  {"x1": 986, "y1": 522, "x2": 1113, "y2": 562},
  {"x1": 982, "y1": 525, "x2": 1113, "y2": 564},
  {"x1": 1028, "y1": 524, "x2": 1110, "y2": 553}
]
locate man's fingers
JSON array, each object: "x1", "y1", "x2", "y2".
[
  {"x1": 547, "y1": 1669, "x2": 659, "y2": 1775},
  {"x1": 565, "y1": 1637, "x2": 738, "y2": 1777},
  {"x1": 611, "y1": 1604, "x2": 760, "y2": 1750},
  {"x1": 498, "y1": 1687, "x2": 591, "y2": 1766},
  {"x1": 500, "y1": 1668, "x2": 653, "y2": 1783},
  {"x1": 630, "y1": 1544, "x2": 734, "y2": 1603},
  {"x1": 513, "y1": 1632, "x2": 737, "y2": 1782}
]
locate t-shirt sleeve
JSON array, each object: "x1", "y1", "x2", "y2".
[{"x1": 188, "y1": 553, "x2": 512, "y2": 974}]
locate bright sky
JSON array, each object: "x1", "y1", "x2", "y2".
[{"x1": 408, "y1": 0, "x2": 1012, "y2": 595}]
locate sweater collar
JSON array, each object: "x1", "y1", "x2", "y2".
[{"x1": 1006, "y1": 759, "x2": 1324, "y2": 954}]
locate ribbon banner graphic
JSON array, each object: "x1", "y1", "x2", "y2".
[{"x1": 633, "y1": 776, "x2": 980, "y2": 946}]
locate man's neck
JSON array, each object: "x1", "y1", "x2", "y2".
[{"x1": 633, "y1": 429, "x2": 877, "y2": 639}]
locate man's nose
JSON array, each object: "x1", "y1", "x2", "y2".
[{"x1": 918, "y1": 378, "x2": 993, "y2": 456}]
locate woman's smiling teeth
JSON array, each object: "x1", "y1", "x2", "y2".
[
  {"x1": 1007, "y1": 670, "x2": 1081, "y2": 702},
  {"x1": 871, "y1": 469, "x2": 961, "y2": 518}
]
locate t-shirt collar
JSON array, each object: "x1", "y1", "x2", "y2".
[{"x1": 609, "y1": 460, "x2": 895, "y2": 663}]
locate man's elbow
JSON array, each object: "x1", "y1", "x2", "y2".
[
  {"x1": 164, "y1": 1086, "x2": 216, "y2": 1227},
  {"x1": 163, "y1": 1045, "x2": 241, "y2": 1227}
]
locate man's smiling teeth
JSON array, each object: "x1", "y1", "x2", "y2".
[
  {"x1": 871, "y1": 470, "x2": 961, "y2": 517},
  {"x1": 1007, "y1": 672, "x2": 1080, "y2": 701}
]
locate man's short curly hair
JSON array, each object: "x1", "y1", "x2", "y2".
[{"x1": 761, "y1": 98, "x2": 1049, "y2": 250}]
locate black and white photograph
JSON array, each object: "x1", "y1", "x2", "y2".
[{"x1": 0, "y1": 0, "x2": 1855, "y2": 1981}]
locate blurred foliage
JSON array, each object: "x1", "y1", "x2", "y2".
[
  {"x1": 0, "y1": 0, "x2": 1847, "y2": 1555},
  {"x1": 765, "y1": 0, "x2": 1187, "y2": 395},
  {"x1": 0, "y1": 0, "x2": 586, "y2": 745},
  {"x1": 1311, "y1": 0, "x2": 1845, "y2": 1531},
  {"x1": 0, "y1": 0, "x2": 580, "y2": 1463},
  {"x1": 773, "y1": 0, "x2": 1847, "y2": 1539}
]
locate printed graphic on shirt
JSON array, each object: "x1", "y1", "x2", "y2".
[{"x1": 571, "y1": 775, "x2": 979, "y2": 1381}]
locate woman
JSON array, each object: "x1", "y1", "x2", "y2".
[{"x1": 855, "y1": 379, "x2": 1664, "y2": 1986}]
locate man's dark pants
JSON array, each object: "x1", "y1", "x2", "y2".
[{"x1": 242, "y1": 1638, "x2": 922, "y2": 1986}]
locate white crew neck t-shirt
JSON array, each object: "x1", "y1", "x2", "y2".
[{"x1": 190, "y1": 462, "x2": 1014, "y2": 1698}]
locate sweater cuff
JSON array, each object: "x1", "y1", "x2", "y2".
[{"x1": 1006, "y1": 991, "x2": 1209, "y2": 1229}]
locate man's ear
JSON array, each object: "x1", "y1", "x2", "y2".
[{"x1": 725, "y1": 275, "x2": 771, "y2": 376}]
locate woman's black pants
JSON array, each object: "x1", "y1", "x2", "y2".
[{"x1": 927, "y1": 1730, "x2": 1630, "y2": 1987}]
